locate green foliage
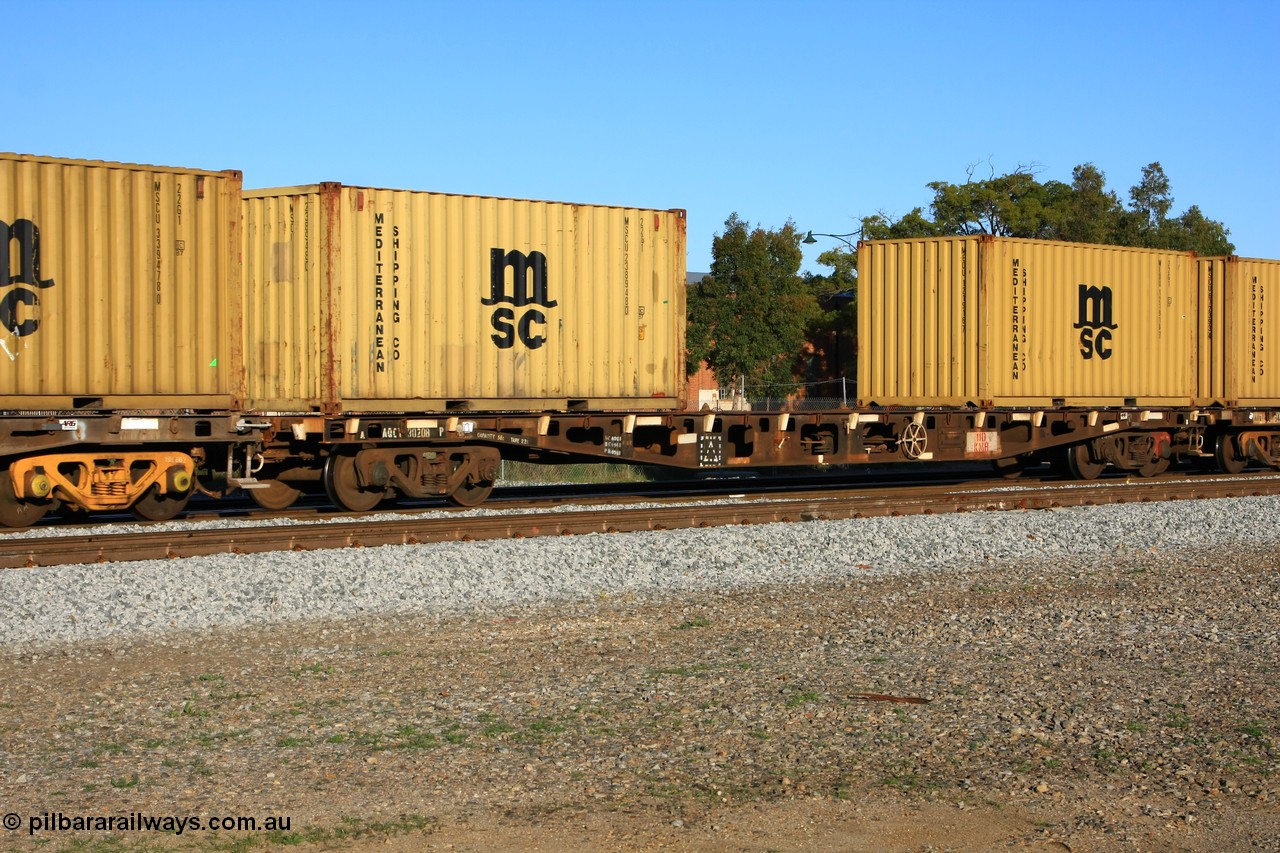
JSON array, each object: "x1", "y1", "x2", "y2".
[
  {"x1": 861, "y1": 207, "x2": 941, "y2": 240},
  {"x1": 800, "y1": 253, "x2": 857, "y2": 381},
  {"x1": 1052, "y1": 163, "x2": 1124, "y2": 244},
  {"x1": 686, "y1": 214, "x2": 821, "y2": 389},
  {"x1": 926, "y1": 167, "x2": 1053, "y2": 237},
  {"x1": 854, "y1": 161, "x2": 1234, "y2": 256}
]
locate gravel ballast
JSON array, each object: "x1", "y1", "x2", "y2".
[
  {"x1": 3, "y1": 494, "x2": 1280, "y2": 647},
  {"x1": 2, "y1": 496, "x2": 1277, "y2": 851}
]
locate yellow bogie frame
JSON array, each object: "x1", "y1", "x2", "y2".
[{"x1": 8, "y1": 452, "x2": 194, "y2": 512}]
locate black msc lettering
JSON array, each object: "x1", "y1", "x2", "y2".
[
  {"x1": 1073, "y1": 284, "x2": 1117, "y2": 360},
  {"x1": 487, "y1": 248, "x2": 554, "y2": 349},
  {"x1": 1, "y1": 219, "x2": 56, "y2": 337}
]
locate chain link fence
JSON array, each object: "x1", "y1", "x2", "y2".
[{"x1": 702, "y1": 379, "x2": 856, "y2": 412}]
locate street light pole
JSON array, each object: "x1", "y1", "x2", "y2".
[{"x1": 802, "y1": 230, "x2": 859, "y2": 251}]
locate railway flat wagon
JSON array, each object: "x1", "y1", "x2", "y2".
[
  {"x1": 241, "y1": 184, "x2": 687, "y2": 413},
  {"x1": 858, "y1": 236, "x2": 1197, "y2": 408},
  {"x1": 0, "y1": 153, "x2": 255, "y2": 526}
]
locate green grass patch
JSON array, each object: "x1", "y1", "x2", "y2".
[
  {"x1": 392, "y1": 725, "x2": 439, "y2": 750},
  {"x1": 290, "y1": 662, "x2": 333, "y2": 677},
  {"x1": 481, "y1": 719, "x2": 515, "y2": 738},
  {"x1": 648, "y1": 664, "x2": 711, "y2": 677},
  {"x1": 1238, "y1": 722, "x2": 1269, "y2": 739},
  {"x1": 785, "y1": 691, "x2": 822, "y2": 708},
  {"x1": 880, "y1": 771, "x2": 922, "y2": 792}
]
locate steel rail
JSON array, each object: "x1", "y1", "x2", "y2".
[{"x1": 3, "y1": 475, "x2": 1279, "y2": 570}]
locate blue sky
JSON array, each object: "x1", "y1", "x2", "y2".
[{"x1": 11, "y1": 0, "x2": 1278, "y2": 273}]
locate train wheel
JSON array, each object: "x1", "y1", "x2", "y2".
[
  {"x1": 1138, "y1": 456, "x2": 1170, "y2": 477},
  {"x1": 447, "y1": 478, "x2": 495, "y2": 508},
  {"x1": 250, "y1": 479, "x2": 303, "y2": 511},
  {"x1": 323, "y1": 454, "x2": 385, "y2": 512},
  {"x1": 131, "y1": 485, "x2": 191, "y2": 522},
  {"x1": 1214, "y1": 433, "x2": 1248, "y2": 474},
  {"x1": 0, "y1": 469, "x2": 50, "y2": 528},
  {"x1": 1064, "y1": 442, "x2": 1105, "y2": 480}
]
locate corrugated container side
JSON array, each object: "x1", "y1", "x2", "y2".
[
  {"x1": 983, "y1": 239, "x2": 1194, "y2": 404},
  {"x1": 242, "y1": 187, "x2": 328, "y2": 410},
  {"x1": 1196, "y1": 258, "x2": 1227, "y2": 405},
  {"x1": 243, "y1": 185, "x2": 685, "y2": 412},
  {"x1": 856, "y1": 237, "x2": 981, "y2": 405},
  {"x1": 858, "y1": 236, "x2": 1195, "y2": 407},
  {"x1": 1, "y1": 153, "x2": 242, "y2": 409},
  {"x1": 1222, "y1": 257, "x2": 1280, "y2": 404}
]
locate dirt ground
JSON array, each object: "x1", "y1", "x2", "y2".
[
  {"x1": 290, "y1": 795, "x2": 1272, "y2": 852},
  {"x1": 2, "y1": 546, "x2": 1278, "y2": 851}
]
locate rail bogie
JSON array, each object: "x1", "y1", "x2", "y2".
[{"x1": 0, "y1": 413, "x2": 268, "y2": 524}]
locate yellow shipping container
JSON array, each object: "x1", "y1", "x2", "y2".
[
  {"x1": 243, "y1": 184, "x2": 686, "y2": 412},
  {"x1": 1198, "y1": 256, "x2": 1280, "y2": 406},
  {"x1": 0, "y1": 152, "x2": 242, "y2": 409},
  {"x1": 857, "y1": 236, "x2": 1196, "y2": 407}
]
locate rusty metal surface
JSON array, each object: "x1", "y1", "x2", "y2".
[
  {"x1": 5, "y1": 475, "x2": 1280, "y2": 570},
  {"x1": 268, "y1": 402, "x2": 1202, "y2": 472},
  {"x1": 0, "y1": 152, "x2": 243, "y2": 409},
  {"x1": 858, "y1": 236, "x2": 1197, "y2": 408},
  {"x1": 242, "y1": 184, "x2": 687, "y2": 413}
]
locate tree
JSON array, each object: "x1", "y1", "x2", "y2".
[
  {"x1": 1168, "y1": 205, "x2": 1233, "y2": 256},
  {"x1": 800, "y1": 247, "x2": 858, "y2": 381},
  {"x1": 1051, "y1": 163, "x2": 1124, "y2": 244},
  {"x1": 686, "y1": 214, "x2": 820, "y2": 390},
  {"x1": 1129, "y1": 162, "x2": 1174, "y2": 230},
  {"x1": 925, "y1": 164, "x2": 1054, "y2": 237},
  {"x1": 861, "y1": 207, "x2": 939, "y2": 240},
  {"x1": 853, "y1": 161, "x2": 1233, "y2": 256}
]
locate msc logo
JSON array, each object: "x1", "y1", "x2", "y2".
[
  {"x1": 485, "y1": 248, "x2": 557, "y2": 350},
  {"x1": 1073, "y1": 284, "x2": 1117, "y2": 360},
  {"x1": 1, "y1": 219, "x2": 55, "y2": 338}
]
